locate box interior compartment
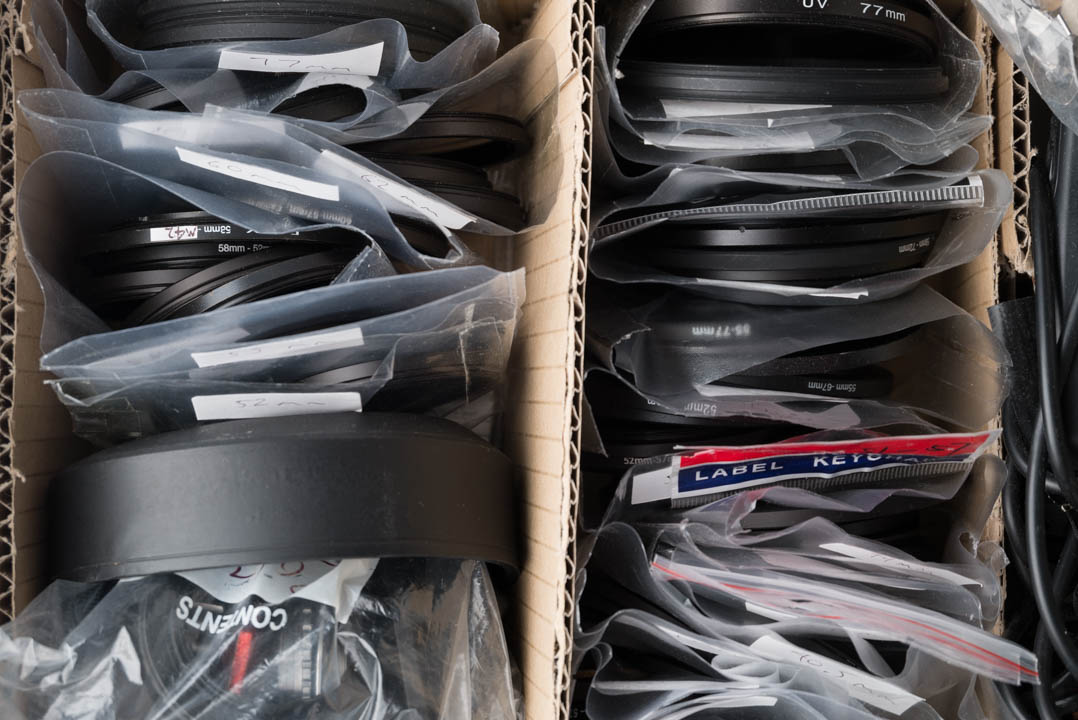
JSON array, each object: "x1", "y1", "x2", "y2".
[{"x1": 0, "y1": 2, "x2": 595, "y2": 720}]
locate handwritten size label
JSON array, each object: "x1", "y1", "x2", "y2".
[
  {"x1": 191, "y1": 392, "x2": 362, "y2": 420},
  {"x1": 150, "y1": 225, "x2": 199, "y2": 242},
  {"x1": 191, "y1": 327, "x2": 365, "y2": 367},
  {"x1": 750, "y1": 636, "x2": 923, "y2": 713},
  {"x1": 320, "y1": 150, "x2": 476, "y2": 230},
  {"x1": 218, "y1": 43, "x2": 384, "y2": 75},
  {"x1": 176, "y1": 147, "x2": 340, "y2": 202}
]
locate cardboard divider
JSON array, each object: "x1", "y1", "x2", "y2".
[{"x1": 994, "y1": 44, "x2": 1033, "y2": 284}]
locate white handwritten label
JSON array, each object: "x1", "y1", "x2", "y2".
[
  {"x1": 192, "y1": 392, "x2": 362, "y2": 420},
  {"x1": 820, "y1": 543, "x2": 982, "y2": 587},
  {"x1": 150, "y1": 225, "x2": 199, "y2": 242},
  {"x1": 191, "y1": 327, "x2": 365, "y2": 367},
  {"x1": 176, "y1": 147, "x2": 340, "y2": 202},
  {"x1": 750, "y1": 636, "x2": 923, "y2": 713},
  {"x1": 320, "y1": 150, "x2": 475, "y2": 230},
  {"x1": 218, "y1": 43, "x2": 384, "y2": 76}
]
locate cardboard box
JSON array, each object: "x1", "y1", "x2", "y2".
[
  {"x1": 0, "y1": 2, "x2": 594, "y2": 720},
  {"x1": 0, "y1": 2, "x2": 1022, "y2": 720}
]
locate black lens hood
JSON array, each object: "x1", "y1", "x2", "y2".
[
  {"x1": 357, "y1": 112, "x2": 531, "y2": 166},
  {"x1": 50, "y1": 412, "x2": 518, "y2": 581},
  {"x1": 134, "y1": 0, "x2": 473, "y2": 60}
]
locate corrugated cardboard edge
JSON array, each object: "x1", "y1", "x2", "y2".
[
  {"x1": 988, "y1": 26, "x2": 1033, "y2": 646},
  {"x1": 994, "y1": 44, "x2": 1033, "y2": 279},
  {"x1": 561, "y1": 0, "x2": 592, "y2": 716},
  {"x1": 948, "y1": 6, "x2": 1008, "y2": 648},
  {"x1": 0, "y1": 0, "x2": 18, "y2": 622},
  {"x1": 501, "y1": 0, "x2": 593, "y2": 715}
]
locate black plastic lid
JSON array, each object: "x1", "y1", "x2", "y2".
[{"x1": 50, "y1": 412, "x2": 517, "y2": 581}]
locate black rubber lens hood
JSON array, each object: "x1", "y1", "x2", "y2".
[{"x1": 50, "y1": 412, "x2": 517, "y2": 581}]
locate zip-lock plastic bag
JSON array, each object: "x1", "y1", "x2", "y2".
[
  {"x1": 660, "y1": 524, "x2": 990, "y2": 627},
  {"x1": 595, "y1": 0, "x2": 987, "y2": 168},
  {"x1": 17, "y1": 149, "x2": 489, "y2": 349},
  {"x1": 577, "y1": 521, "x2": 1037, "y2": 687},
  {"x1": 587, "y1": 284, "x2": 1009, "y2": 431},
  {"x1": 652, "y1": 548, "x2": 1037, "y2": 685},
  {"x1": 581, "y1": 610, "x2": 948, "y2": 720},
  {"x1": 0, "y1": 558, "x2": 519, "y2": 720},
  {"x1": 37, "y1": 265, "x2": 523, "y2": 443},
  {"x1": 967, "y1": 0, "x2": 1078, "y2": 140},
  {"x1": 577, "y1": 608, "x2": 1017, "y2": 720},
  {"x1": 588, "y1": 168, "x2": 1010, "y2": 306},
  {"x1": 587, "y1": 42, "x2": 985, "y2": 189},
  {"x1": 32, "y1": 0, "x2": 497, "y2": 93},
  {"x1": 30, "y1": 0, "x2": 558, "y2": 150},
  {"x1": 600, "y1": 434, "x2": 1003, "y2": 622}
]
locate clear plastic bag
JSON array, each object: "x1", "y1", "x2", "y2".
[
  {"x1": 18, "y1": 90, "x2": 531, "y2": 238},
  {"x1": 577, "y1": 609, "x2": 1019, "y2": 720},
  {"x1": 85, "y1": 0, "x2": 486, "y2": 73},
  {"x1": 0, "y1": 558, "x2": 519, "y2": 720},
  {"x1": 968, "y1": 0, "x2": 1078, "y2": 139},
  {"x1": 577, "y1": 521, "x2": 1036, "y2": 687},
  {"x1": 587, "y1": 285, "x2": 1010, "y2": 431},
  {"x1": 595, "y1": 13, "x2": 987, "y2": 172},
  {"x1": 587, "y1": 167, "x2": 1010, "y2": 305},
  {"x1": 17, "y1": 150, "x2": 474, "y2": 349},
  {"x1": 30, "y1": 0, "x2": 557, "y2": 148},
  {"x1": 587, "y1": 45, "x2": 985, "y2": 191},
  {"x1": 32, "y1": 0, "x2": 497, "y2": 92},
  {"x1": 38, "y1": 265, "x2": 523, "y2": 444},
  {"x1": 595, "y1": 0, "x2": 987, "y2": 169}
]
